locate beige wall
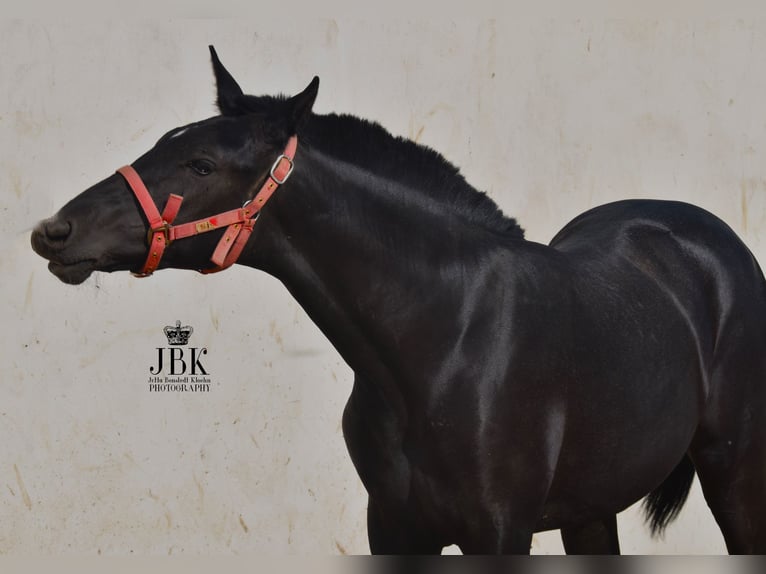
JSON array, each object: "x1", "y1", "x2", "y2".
[{"x1": 3, "y1": 19, "x2": 764, "y2": 554}]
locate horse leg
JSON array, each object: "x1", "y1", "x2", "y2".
[
  {"x1": 458, "y1": 520, "x2": 535, "y2": 555},
  {"x1": 560, "y1": 515, "x2": 620, "y2": 554},
  {"x1": 690, "y1": 347, "x2": 766, "y2": 553},
  {"x1": 343, "y1": 378, "x2": 445, "y2": 554},
  {"x1": 691, "y1": 434, "x2": 766, "y2": 553},
  {"x1": 457, "y1": 492, "x2": 545, "y2": 553},
  {"x1": 367, "y1": 495, "x2": 443, "y2": 554}
]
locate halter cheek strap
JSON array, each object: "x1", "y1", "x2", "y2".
[{"x1": 116, "y1": 135, "x2": 297, "y2": 276}]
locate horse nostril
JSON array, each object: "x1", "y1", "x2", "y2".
[{"x1": 44, "y1": 218, "x2": 72, "y2": 242}]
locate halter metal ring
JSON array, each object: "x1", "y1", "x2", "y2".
[{"x1": 241, "y1": 199, "x2": 261, "y2": 222}]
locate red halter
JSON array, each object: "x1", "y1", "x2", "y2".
[{"x1": 116, "y1": 136, "x2": 297, "y2": 276}]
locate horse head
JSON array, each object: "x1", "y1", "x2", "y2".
[{"x1": 31, "y1": 47, "x2": 318, "y2": 284}]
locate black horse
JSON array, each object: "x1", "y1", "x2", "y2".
[{"x1": 31, "y1": 47, "x2": 766, "y2": 554}]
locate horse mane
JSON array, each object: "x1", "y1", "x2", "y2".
[
  {"x1": 302, "y1": 112, "x2": 525, "y2": 239},
  {"x1": 232, "y1": 93, "x2": 524, "y2": 239}
]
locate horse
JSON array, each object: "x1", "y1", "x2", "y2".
[{"x1": 30, "y1": 46, "x2": 766, "y2": 554}]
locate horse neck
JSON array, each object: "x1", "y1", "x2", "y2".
[{"x1": 238, "y1": 145, "x2": 504, "y2": 402}]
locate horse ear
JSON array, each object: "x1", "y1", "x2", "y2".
[
  {"x1": 287, "y1": 76, "x2": 319, "y2": 131},
  {"x1": 209, "y1": 45, "x2": 245, "y2": 115}
]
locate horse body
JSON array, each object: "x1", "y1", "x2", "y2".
[
  {"x1": 268, "y1": 140, "x2": 761, "y2": 552},
  {"x1": 30, "y1": 47, "x2": 766, "y2": 553},
  {"x1": 550, "y1": 200, "x2": 766, "y2": 554},
  {"x1": 255, "y1": 129, "x2": 765, "y2": 551}
]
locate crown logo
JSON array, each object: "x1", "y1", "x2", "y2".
[{"x1": 163, "y1": 320, "x2": 193, "y2": 346}]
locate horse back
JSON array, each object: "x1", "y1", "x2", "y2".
[{"x1": 551, "y1": 199, "x2": 766, "y2": 365}]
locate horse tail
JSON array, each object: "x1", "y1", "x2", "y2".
[{"x1": 641, "y1": 454, "x2": 696, "y2": 538}]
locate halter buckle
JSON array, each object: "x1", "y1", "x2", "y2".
[
  {"x1": 270, "y1": 154, "x2": 294, "y2": 184},
  {"x1": 147, "y1": 222, "x2": 172, "y2": 246}
]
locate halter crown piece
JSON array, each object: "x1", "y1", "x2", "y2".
[{"x1": 116, "y1": 135, "x2": 297, "y2": 276}]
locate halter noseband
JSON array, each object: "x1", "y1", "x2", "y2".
[{"x1": 116, "y1": 135, "x2": 297, "y2": 276}]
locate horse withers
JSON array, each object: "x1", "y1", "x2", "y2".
[{"x1": 31, "y1": 47, "x2": 766, "y2": 554}]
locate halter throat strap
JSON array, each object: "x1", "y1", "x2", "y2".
[{"x1": 116, "y1": 135, "x2": 297, "y2": 276}]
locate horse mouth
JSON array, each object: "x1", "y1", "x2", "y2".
[{"x1": 47, "y1": 259, "x2": 97, "y2": 285}]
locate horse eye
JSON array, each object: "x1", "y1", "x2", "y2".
[{"x1": 188, "y1": 159, "x2": 214, "y2": 176}]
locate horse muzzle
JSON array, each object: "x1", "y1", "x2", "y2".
[{"x1": 31, "y1": 216, "x2": 98, "y2": 284}]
